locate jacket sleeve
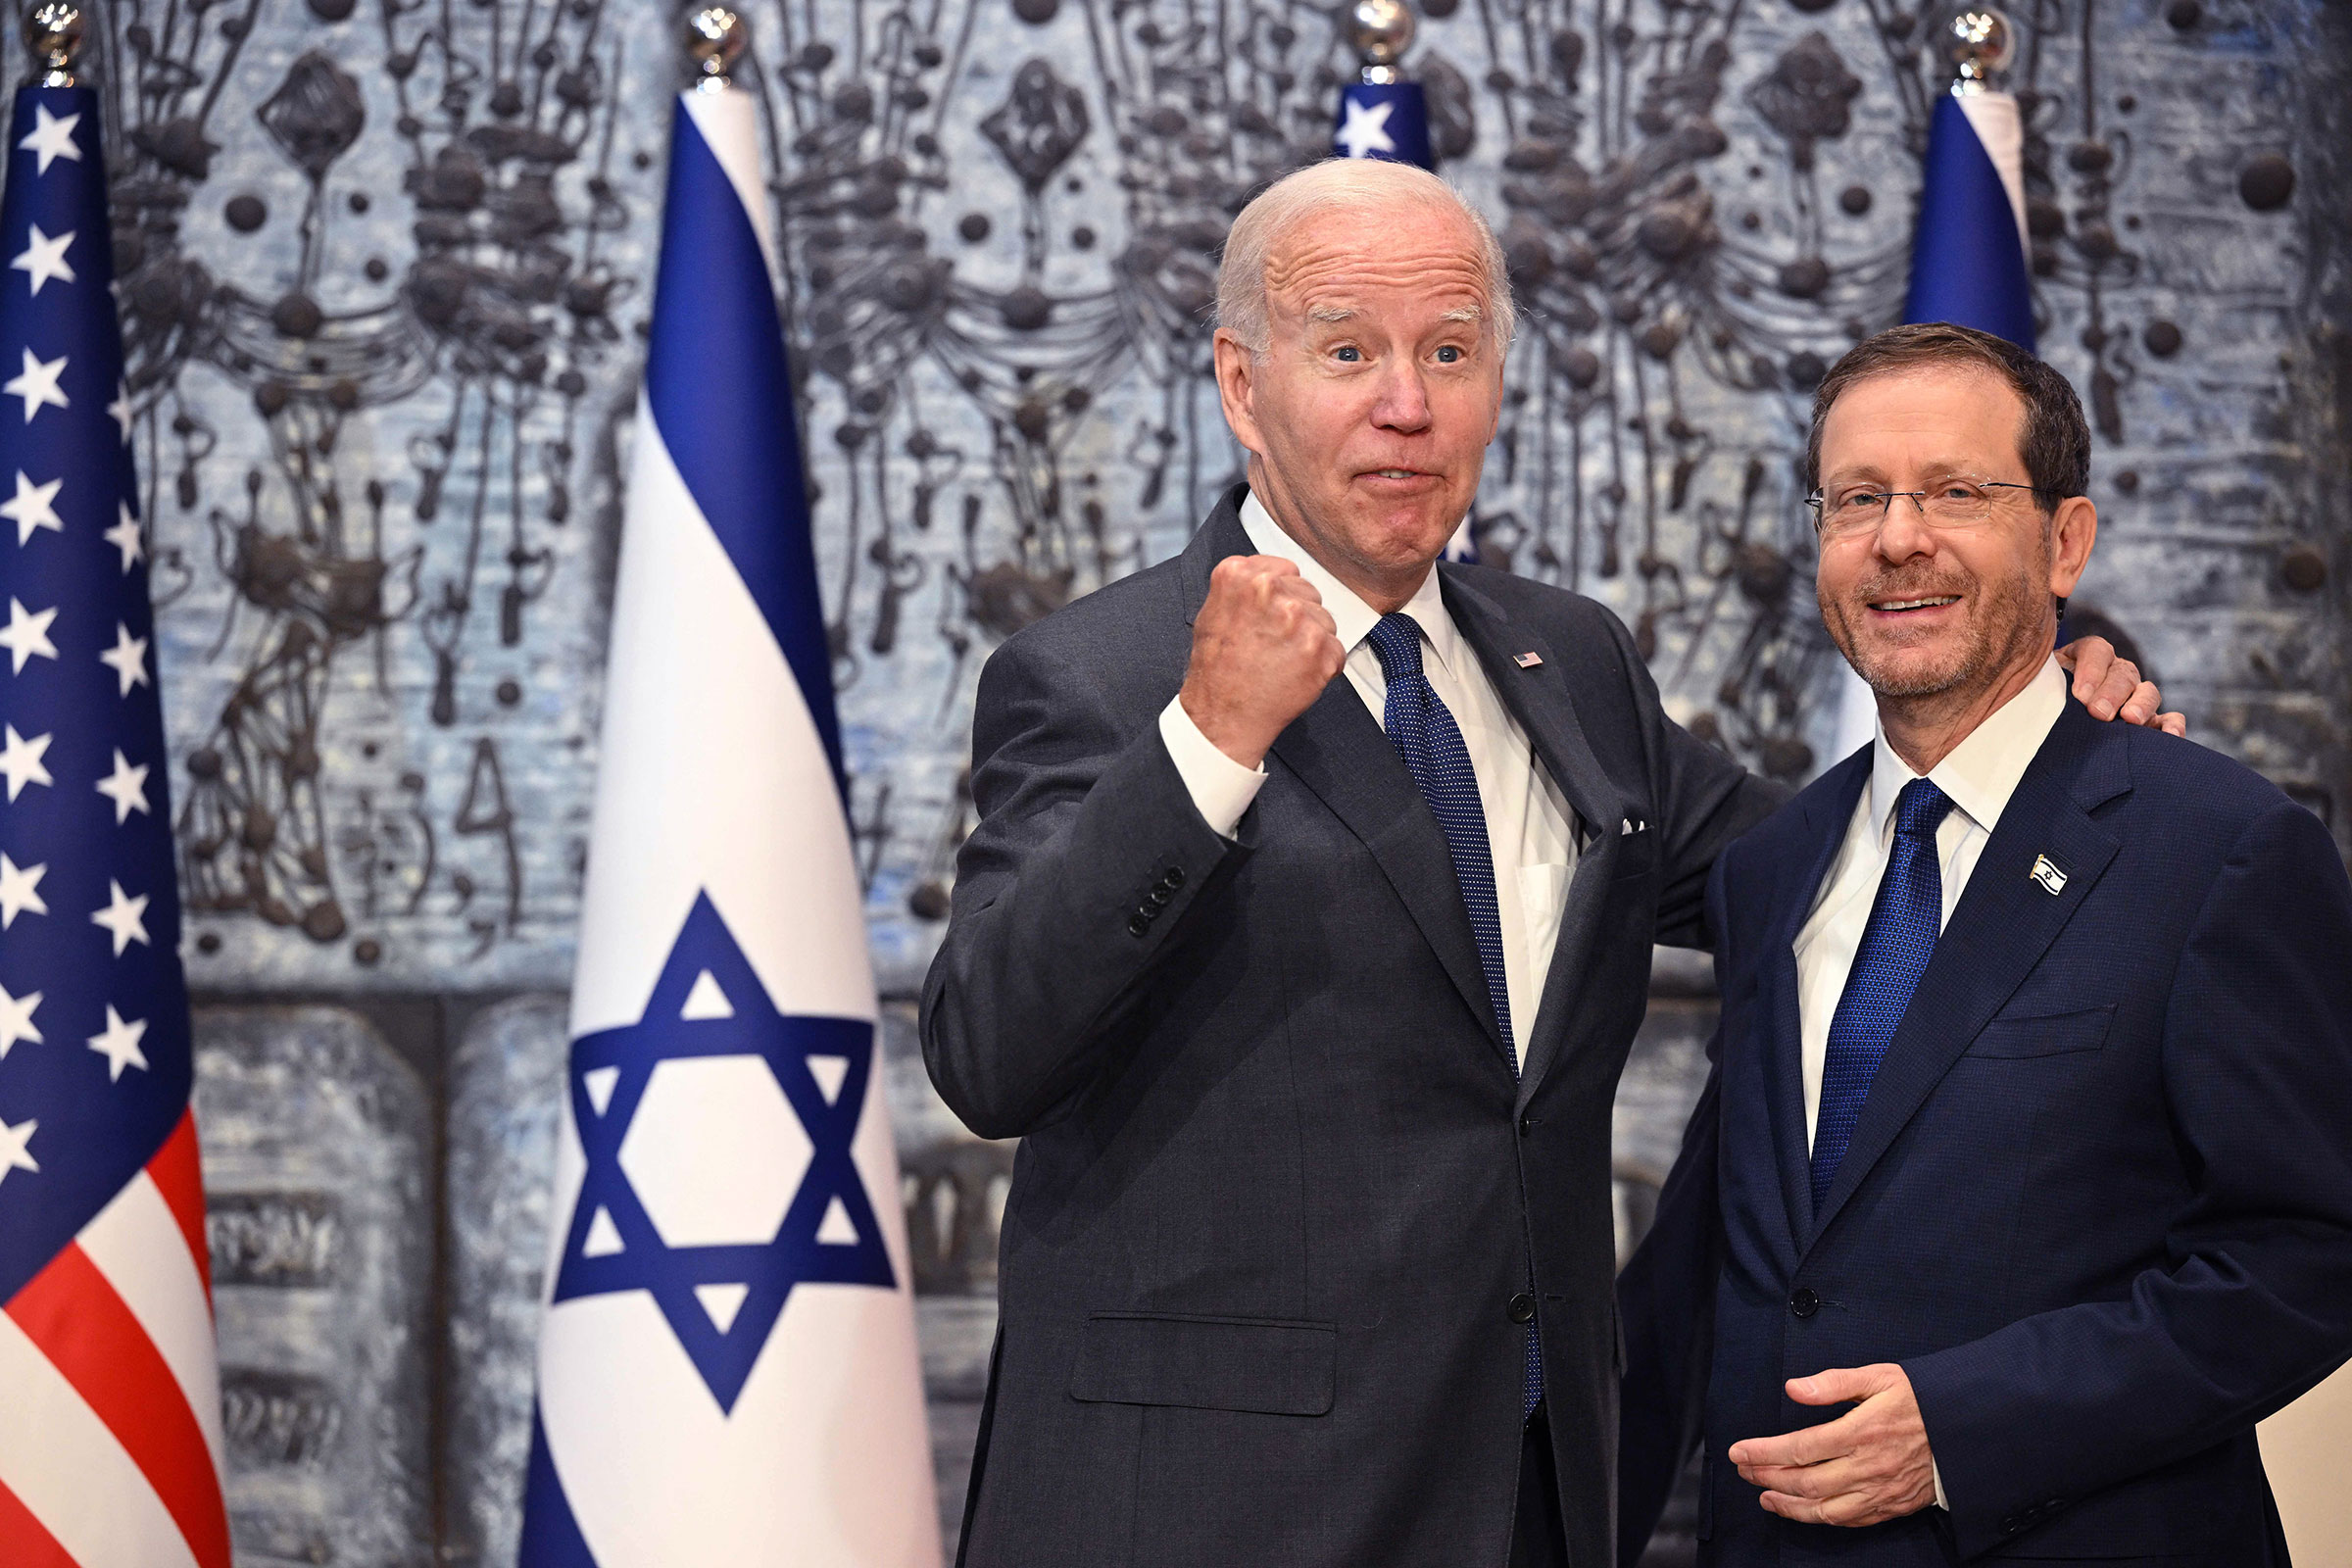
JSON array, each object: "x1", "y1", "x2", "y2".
[
  {"x1": 1616, "y1": 854, "x2": 1736, "y2": 1564},
  {"x1": 919, "y1": 627, "x2": 1251, "y2": 1140},
  {"x1": 1904, "y1": 796, "x2": 2352, "y2": 1558},
  {"x1": 1598, "y1": 607, "x2": 1790, "y2": 952}
]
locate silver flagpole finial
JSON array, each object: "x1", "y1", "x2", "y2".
[
  {"x1": 1941, "y1": 8, "x2": 2014, "y2": 95},
  {"x1": 24, "y1": 1, "x2": 82, "y2": 87},
  {"x1": 1347, "y1": 0, "x2": 1415, "y2": 86},
  {"x1": 685, "y1": 7, "x2": 747, "y2": 92}
]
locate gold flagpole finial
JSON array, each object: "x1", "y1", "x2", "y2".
[{"x1": 1942, "y1": 8, "x2": 2015, "y2": 95}]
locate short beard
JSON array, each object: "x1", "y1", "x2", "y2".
[{"x1": 1823, "y1": 553, "x2": 2050, "y2": 702}]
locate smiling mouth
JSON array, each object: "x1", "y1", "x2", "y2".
[
  {"x1": 1869, "y1": 595, "x2": 1962, "y2": 613},
  {"x1": 1365, "y1": 468, "x2": 1429, "y2": 479}
]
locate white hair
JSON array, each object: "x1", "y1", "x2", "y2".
[{"x1": 1215, "y1": 159, "x2": 1516, "y2": 358}]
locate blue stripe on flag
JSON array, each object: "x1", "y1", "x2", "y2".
[
  {"x1": 643, "y1": 97, "x2": 845, "y2": 783},
  {"x1": 517, "y1": 1402, "x2": 602, "y2": 1568},
  {"x1": 1904, "y1": 94, "x2": 2035, "y2": 352}
]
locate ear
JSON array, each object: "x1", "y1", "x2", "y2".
[
  {"x1": 1213, "y1": 329, "x2": 1266, "y2": 457},
  {"x1": 2047, "y1": 495, "x2": 2097, "y2": 598}
]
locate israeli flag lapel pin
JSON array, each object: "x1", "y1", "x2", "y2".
[{"x1": 2030, "y1": 854, "x2": 2069, "y2": 896}]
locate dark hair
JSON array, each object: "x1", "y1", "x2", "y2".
[{"x1": 1803, "y1": 322, "x2": 2091, "y2": 510}]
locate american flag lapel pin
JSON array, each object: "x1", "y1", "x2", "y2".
[
  {"x1": 2030, "y1": 855, "x2": 2069, "y2": 896},
  {"x1": 1513, "y1": 651, "x2": 1543, "y2": 668}
]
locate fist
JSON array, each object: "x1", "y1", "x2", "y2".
[{"x1": 1181, "y1": 555, "x2": 1346, "y2": 768}]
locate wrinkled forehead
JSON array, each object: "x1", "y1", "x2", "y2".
[{"x1": 1260, "y1": 201, "x2": 1491, "y2": 321}]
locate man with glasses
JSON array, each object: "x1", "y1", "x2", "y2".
[{"x1": 1618, "y1": 321, "x2": 2352, "y2": 1567}]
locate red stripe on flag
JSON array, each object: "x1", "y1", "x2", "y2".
[
  {"x1": 147, "y1": 1110, "x2": 214, "y2": 1310},
  {"x1": 0, "y1": 1472, "x2": 77, "y2": 1568},
  {"x1": 7, "y1": 1245, "x2": 231, "y2": 1568}
]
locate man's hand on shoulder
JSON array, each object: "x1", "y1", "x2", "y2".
[
  {"x1": 1728, "y1": 1363, "x2": 1937, "y2": 1528},
  {"x1": 2057, "y1": 635, "x2": 2187, "y2": 737},
  {"x1": 1180, "y1": 555, "x2": 1347, "y2": 768}
]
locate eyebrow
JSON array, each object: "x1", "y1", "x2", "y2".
[
  {"x1": 1439, "y1": 305, "x2": 1483, "y2": 326},
  {"x1": 1306, "y1": 306, "x2": 1358, "y2": 325}
]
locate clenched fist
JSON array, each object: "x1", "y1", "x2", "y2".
[{"x1": 1180, "y1": 555, "x2": 1347, "y2": 768}]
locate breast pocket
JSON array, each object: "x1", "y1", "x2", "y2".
[{"x1": 1964, "y1": 1004, "x2": 2115, "y2": 1059}]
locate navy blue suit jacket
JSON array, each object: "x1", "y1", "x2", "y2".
[{"x1": 1621, "y1": 700, "x2": 2352, "y2": 1565}]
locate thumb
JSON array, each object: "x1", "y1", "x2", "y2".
[{"x1": 1785, "y1": 1364, "x2": 1895, "y2": 1406}]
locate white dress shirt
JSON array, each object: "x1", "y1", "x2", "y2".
[
  {"x1": 1158, "y1": 493, "x2": 1580, "y2": 1069},
  {"x1": 1790, "y1": 652, "x2": 2067, "y2": 1512}
]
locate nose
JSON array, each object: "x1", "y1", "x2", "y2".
[
  {"x1": 1371, "y1": 358, "x2": 1433, "y2": 433},
  {"x1": 1874, "y1": 496, "x2": 1937, "y2": 564}
]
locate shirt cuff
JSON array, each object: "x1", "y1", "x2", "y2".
[
  {"x1": 1158, "y1": 695, "x2": 1266, "y2": 839},
  {"x1": 1932, "y1": 1458, "x2": 1947, "y2": 1511}
]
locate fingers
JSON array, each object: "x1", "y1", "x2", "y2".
[
  {"x1": 1788, "y1": 1364, "x2": 1899, "y2": 1405},
  {"x1": 2159, "y1": 710, "x2": 2189, "y2": 738},
  {"x1": 1727, "y1": 1421, "x2": 1843, "y2": 1471},
  {"x1": 2076, "y1": 651, "x2": 2143, "y2": 720},
  {"x1": 2120, "y1": 679, "x2": 2159, "y2": 724}
]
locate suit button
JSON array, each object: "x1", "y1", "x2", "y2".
[
  {"x1": 1507, "y1": 1292, "x2": 1536, "y2": 1324},
  {"x1": 1126, "y1": 914, "x2": 1150, "y2": 938},
  {"x1": 1518, "y1": 1112, "x2": 1534, "y2": 1137},
  {"x1": 1148, "y1": 887, "x2": 1171, "y2": 906},
  {"x1": 1788, "y1": 1288, "x2": 1820, "y2": 1319},
  {"x1": 2000, "y1": 1516, "x2": 2023, "y2": 1536},
  {"x1": 1162, "y1": 866, "x2": 1185, "y2": 889}
]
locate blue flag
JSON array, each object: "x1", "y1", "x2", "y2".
[
  {"x1": 517, "y1": 83, "x2": 937, "y2": 1567},
  {"x1": 0, "y1": 87, "x2": 232, "y2": 1563},
  {"x1": 1904, "y1": 92, "x2": 2035, "y2": 351},
  {"x1": 1334, "y1": 81, "x2": 1433, "y2": 169}
]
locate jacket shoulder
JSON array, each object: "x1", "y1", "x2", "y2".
[{"x1": 2111, "y1": 723, "x2": 2306, "y2": 840}]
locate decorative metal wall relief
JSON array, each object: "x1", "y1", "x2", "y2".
[
  {"x1": 192, "y1": 1006, "x2": 433, "y2": 1568},
  {"x1": 36, "y1": 0, "x2": 2347, "y2": 995}
]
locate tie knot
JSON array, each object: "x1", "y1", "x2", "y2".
[
  {"x1": 1893, "y1": 778, "x2": 1954, "y2": 841},
  {"x1": 1366, "y1": 613, "x2": 1425, "y2": 682}
]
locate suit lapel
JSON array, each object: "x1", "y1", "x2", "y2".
[
  {"x1": 1805, "y1": 705, "x2": 2129, "y2": 1245},
  {"x1": 1440, "y1": 574, "x2": 1626, "y2": 1100},
  {"x1": 1766, "y1": 754, "x2": 1870, "y2": 1250}
]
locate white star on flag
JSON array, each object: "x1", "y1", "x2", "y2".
[
  {"x1": 90, "y1": 878, "x2": 150, "y2": 955},
  {"x1": 17, "y1": 104, "x2": 79, "y2": 174},
  {"x1": 105, "y1": 501, "x2": 143, "y2": 570},
  {"x1": 0, "y1": 981, "x2": 37, "y2": 1057},
  {"x1": 0, "y1": 852, "x2": 45, "y2": 927},
  {"x1": 0, "y1": 1115, "x2": 36, "y2": 1188},
  {"x1": 108, "y1": 378, "x2": 130, "y2": 441},
  {"x1": 0, "y1": 596, "x2": 58, "y2": 671},
  {"x1": 85, "y1": 1006, "x2": 150, "y2": 1082},
  {"x1": 4, "y1": 347, "x2": 67, "y2": 422},
  {"x1": 0, "y1": 722, "x2": 51, "y2": 801},
  {"x1": 1, "y1": 469, "x2": 61, "y2": 543},
  {"x1": 98, "y1": 622, "x2": 148, "y2": 696},
  {"x1": 94, "y1": 748, "x2": 150, "y2": 822},
  {"x1": 10, "y1": 223, "x2": 73, "y2": 294},
  {"x1": 1336, "y1": 97, "x2": 1397, "y2": 159}
]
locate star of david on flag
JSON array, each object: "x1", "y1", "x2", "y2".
[
  {"x1": 0, "y1": 86, "x2": 232, "y2": 1568},
  {"x1": 518, "y1": 65, "x2": 938, "y2": 1568},
  {"x1": 550, "y1": 892, "x2": 894, "y2": 1415}
]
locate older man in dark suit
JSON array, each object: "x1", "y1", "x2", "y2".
[
  {"x1": 923, "y1": 163, "x2": 2161, "y2": 1568},
  {"x1": 1618, "y1": 323, "x2": 2352, "y2": 1567}
]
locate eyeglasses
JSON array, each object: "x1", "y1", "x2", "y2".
[{"x1": 1804, "y1": 475, "x2": 2058, "y2": 542}]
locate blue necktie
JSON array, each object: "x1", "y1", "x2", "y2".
[
  {"x1": 1810, "y1": 778, "x2": 1956, "y2": 1213},
  {"x1": 1364, "y1": 612, "x2": 1543, "y2": 1415}
]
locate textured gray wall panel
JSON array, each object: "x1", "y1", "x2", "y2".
[{"x1": 194, "y1": 1006, "x2": 434, "y2": 1568}]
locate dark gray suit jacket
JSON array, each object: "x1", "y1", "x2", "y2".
[{"x1": 921, "y1": 486, "x2": 1786, "y2": 1567}]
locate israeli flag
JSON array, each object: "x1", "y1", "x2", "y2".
[
  {"x1": 518, "y1": 84, "x2": 939, "y2": 1568},
  {"x1": 1831, "y1": 85, "x2": 2035, "y2": 762}
]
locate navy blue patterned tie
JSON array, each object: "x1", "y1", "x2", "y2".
[
  {"x1": 1364, "y1": 612, "x2": 1543, "y2": 1415},
  {"x1": 1810, "y1": 778, "x2": 1956, "y2": 1212}
]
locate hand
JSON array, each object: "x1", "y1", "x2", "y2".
[
  {"x1": 2056, "y1": 636, "x2": 2186, "y2": 737},
  {"x1": 1181, "y1": 555, "x2": 1347, "y2": 768},
  {"x1": 1727, "y1": 1363, "x2": 1936, "y2": 1528}
]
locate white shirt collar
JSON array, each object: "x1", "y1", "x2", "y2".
[
  {"x1": 1239, "y1": 490, "x2": 1466, "y2": 678},
  {"x1": 1868, "y1": 653, "x2": 2069, "y2": 840}
]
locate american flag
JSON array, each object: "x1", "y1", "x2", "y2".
[{"x1": 0, "y1": 82, "x2": 231, "y2": 1568}]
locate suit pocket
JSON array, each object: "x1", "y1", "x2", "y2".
[
  {"x1": 1964, "y1": 1004, "x2": 2114, "y2": 1059},
  {"x1": 1067, "y1": 1311, "x2": 1336, "y2": 1416}
]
